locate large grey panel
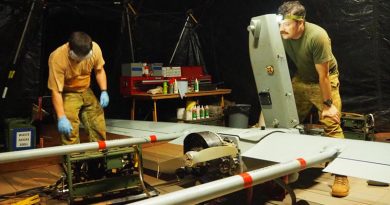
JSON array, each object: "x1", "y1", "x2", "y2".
[{"x1": 248, "y1": 14, "x2": 299, "y2": 128}]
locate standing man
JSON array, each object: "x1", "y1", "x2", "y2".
[
  {"x1": 278, "y1": 1, "x2": 349, "y2": 197},
  {"x1": 48, "y1": 31, "x2": 109, "y2": 145}
]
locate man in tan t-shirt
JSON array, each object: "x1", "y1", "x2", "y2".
[{"x1": 48, "y1": 31, "x2": 109, "y2": 145}]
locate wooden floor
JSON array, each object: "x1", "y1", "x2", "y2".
[
  {"x1": 0, "y1": 124, "x2": 389, "y2": 205},
  {"x1": 281, "y1": 168, "x2": 390, "y2": 205}
]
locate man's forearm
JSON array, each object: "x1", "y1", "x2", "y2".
[
  {"x1": 95, "y1": 68, "x2": 107, "y2": 91},
  {"x1": 319, "y1": 76, "x2": 332, "y2": 102},
  {"x1": 52, "y1": 90, "x2": 65, "y2": 118},
  {"x1": 315, "y1": 62, "x2": 332, "y2": 102}
]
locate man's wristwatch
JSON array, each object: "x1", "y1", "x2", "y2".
[{"x1": 323, "y1": 99, "x2": 333, "y2": 107}]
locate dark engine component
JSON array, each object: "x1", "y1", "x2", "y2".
[
  {"x1": 184, "y1": 131, "x2": 223, "y2": 153},
  {"x1": 180, "y1": 131, "x2": 240, "y2": 182}
]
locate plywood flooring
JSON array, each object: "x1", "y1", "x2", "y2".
[{"x1": 277, "y1": 168, "x2": 390, "y2": 205}]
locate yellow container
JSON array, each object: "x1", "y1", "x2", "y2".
[{"x1": 186, "y1": 100, "x2": 196, "y2": 111}]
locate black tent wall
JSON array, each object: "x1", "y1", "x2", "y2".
[
  {"x1": 0, "y1": 0, "x2": 389, "y2": 131},
  {"x1": 0, "y1": 0, "x2": 42, "y2": 119}
]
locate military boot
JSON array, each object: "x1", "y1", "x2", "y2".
[{"x1": 331, "y1": 175, "x2": 349, "y2": 197}]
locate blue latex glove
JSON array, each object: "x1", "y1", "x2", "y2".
[
  {"x1": 58, "y1": 116, "x2": 73, "y2": 136},
  {"x1": 100, "y1": 91, "x2": 109, "y2": 108}
]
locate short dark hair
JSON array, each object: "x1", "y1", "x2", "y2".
[
  {"x1": 68, "y1": 31, "x2": 92, "y2": 56},
  {"x1": 278, "y1": 1, "x2": 306, "y2": 19}
]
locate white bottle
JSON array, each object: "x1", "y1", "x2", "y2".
[
  {"x1": 174, "y1": 79, "x2": 178, "y2": 94},
  {"x1": 196, "y1": 105, "x2": 200, "y2": 120},
  {"x1": 143, "y1": 63, "x2": 150, "y2": 77}
]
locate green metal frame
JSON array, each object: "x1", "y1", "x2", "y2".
[
  {"x1": 65, "y1": 146, "x2": 143, "y2": 202},
  {"x1": 341, "y1": 113, "x2": 375, "y2": 141}
]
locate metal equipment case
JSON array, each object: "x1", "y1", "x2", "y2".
[
  {"x1": 64, "y1": 145, "x2": 157, "y2": 203},
  {"x1": 3, "y1": 118, "x2": 36, "y2": 151}
]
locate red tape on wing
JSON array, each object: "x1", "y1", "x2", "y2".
[
  {"x1": 297, "y1": 158, "x2": 307, "y2": 168},
  {"x1": 149, "y1": 135, "x2": 157, "y2": 143}
]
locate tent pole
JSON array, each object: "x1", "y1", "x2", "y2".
[
  {"x1": 169, "y1": 14, "x2": 191, "y2": 65},
  {"x1": 2, "y1": 0, "x2": 37, "y2": 99},
  {"x1": 125, "y1": 2, "x2": 137, "y2": 62}
]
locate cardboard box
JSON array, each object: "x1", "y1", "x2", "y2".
[{"x1": 142, "y1": 142, "x2": 183, "y2": 174}]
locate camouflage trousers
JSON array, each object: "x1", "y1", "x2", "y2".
[
  {"x1": 61, "y1": 88, "x2": 106, "y2": 145},
  {"x1": 292, "y1": 74, "x2": 344, "y2": 138}
]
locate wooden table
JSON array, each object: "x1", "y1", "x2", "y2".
[{"x1": 130, "y1": 89, "x2": 231, "y2": 122}]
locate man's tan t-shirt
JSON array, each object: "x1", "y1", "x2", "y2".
[{"x1": 48, "y1": 42, "x2": 105, "y2": 92}]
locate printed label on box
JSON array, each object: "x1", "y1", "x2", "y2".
[{"x1": 16, "y1": 131, "x2": 32, "y2": 147}]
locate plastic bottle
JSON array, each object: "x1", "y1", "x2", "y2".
[
  {"x1": 143, "y1": 63, "x2": 150, "y2": 77},
  {"x1": 196, "y1": 105, "x2": 200, "y2": 120},
  {"x1": 205, "y1": 105, "x2": 209, "y2": 118},
  {"x1": 169, "y1": 82, "x2": 174, "y2": 94},
  {"x1": 174, "y1": 79, "x2": 178, "y2": 94},
  {"x1": 200, "y1": 105, "x2": 205, "y2": 119},
  {"x1": 194, "y1": 78, "x2": 199, "y2": 92},
  {"x1": 192, "y1": 107, "x2": 197, "y2": 120},
  {"x1": 163, "y1": 81, "x2": 168, "y2": 94}
]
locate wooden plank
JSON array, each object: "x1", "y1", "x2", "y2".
[
  {"x1": 1, "y1": 171, "x2": 42, "y2": 192},
  {"x1": 0, "y1": 156, "x2": 62, "y2": 174},
  {"x1": 27, "y1": 169, "x2": 59, "y2": 187},
  {"x1": 375, "y1": 189, "x2": 390, "y2": 205},
  {"x1": 296, "y1": 191, "x2": 370, "y2": 205},
  {"x1": 43, "y1": 164, "x2": 63, "y2": 179},
  {"x1": 289, "y1": 168, "x2": 390, "y2": 205},
  {"x1": 0, "y1": 175, "x2": 16, "y2": 195}
]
